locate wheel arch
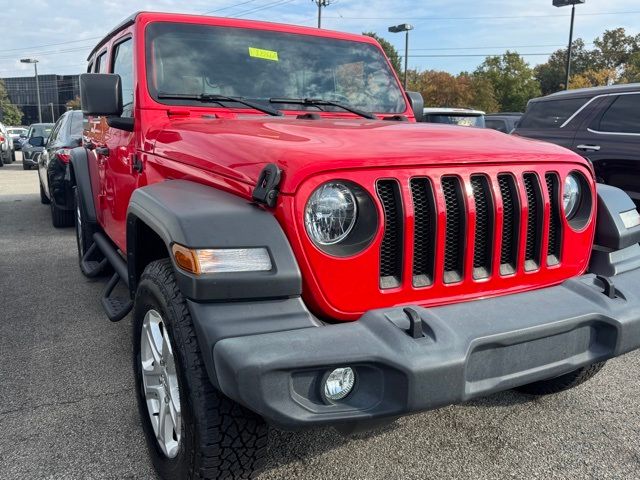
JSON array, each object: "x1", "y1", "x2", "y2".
[
  {"x1": 126, "y1": 180, "x2": 302, "y2": 302},
  {"x1": 68, "y1": 147, "x2": 97, "y2": 224}
]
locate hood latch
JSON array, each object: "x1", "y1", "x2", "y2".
[{"x1": 252, "y1": 163, "x2": 282, "y2": 208}]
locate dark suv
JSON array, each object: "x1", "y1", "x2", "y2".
[{"x1": 514, "y1": 84, "x2": 640, "y2": 205}]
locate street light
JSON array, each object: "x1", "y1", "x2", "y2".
[
  {"x1": 553, "y1": 0, "x2": 585, "y2": 90},
  {"x1": 388, "y1": 23, "x2": 414, "y2": 89},
  {"x1": 20, "y1": 58, "x2": 42, "y2": 123}
]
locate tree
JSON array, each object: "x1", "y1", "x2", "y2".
[
  {"x1": 474, "y1": 52, "x2": 540, "y2": 112},
  {"x1": 66, "y1": 96, "x2": 81, "y2": 110},
  {"x1": 592, "y1": 28, "x2": 636, "y2": 70},
  {"x1": 0, "y1": 80, "x2": 23, "y2": 125},
  {"x1": 534, "y1": 39, "x2": 594, "y2": 94},
  {"x1": 363, "y1": 32, "x2": 402, "y2": 78},
  {"x1": 569, "y1": 68, "x2": 617, "y2": 89},
  {"x1": 620, "y1": 51, "x2": 640, "y2": 83}
]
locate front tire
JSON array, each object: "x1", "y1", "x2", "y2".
[
  {"x1": 133, "y1": 260, "x2": 268, "y2": 480},
  {"x1": 40, "y1": 181, "x2": 50, "y2": 204},
  {"x1": 516, "y1": 362, "x2": 606, "y2": 396},
  {"x1": 50, "y1": 201, "x2": 74, "y2": 228}
]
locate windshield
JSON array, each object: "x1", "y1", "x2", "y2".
[
  {"x1": 8, "y1": 128, "x2": 27, "y2": 136},
  {"x1": 424, "y1": 115, "x2": 485, "y2": 128},
  {"x1": 28, "y1": 124, "x2": 53, "y2": 138},
  {"x1": 146, "y1": 22, "x2": 406, "y2": 114}
]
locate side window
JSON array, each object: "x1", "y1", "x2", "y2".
[
  {"x1": 95, "y1": 51, "x2": 108, "y2": 73},
  {"x1": 87, "y1": 62, "x2": 94, "y2": 73},
  {"x1": 69, "y1": 112, "x2": 84, "y2": 136},
  {"x1": 49, "y1": 116, "x2": 65, "y2": 144},
  {"x1": 486, "y1": 119, "x2": 507, "y2": 133},
  {"x1": 112, "y1": 38, "x2": 134, "y2": 117},
  {"x1": 518, "y1": 97, "x2": 588, "y2": 129},
  {"x1": 597, "y1": 94, "x2": 640, "y2": 134}
]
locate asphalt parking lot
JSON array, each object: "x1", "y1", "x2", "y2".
[{"x1": 1, "y1": 153, "x2": 639, "y2": 480}]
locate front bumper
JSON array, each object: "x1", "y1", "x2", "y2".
[{"x1": 190, "y1": 268, "x2": 640, "y2": 430}]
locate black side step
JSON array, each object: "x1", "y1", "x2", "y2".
[
  {"x1": 92, "y1": 232, "x2": 133, "y2": 322},
  {"x1": 101, "y1": 272, "x2": 133, "y2": 322},
  {"x1": 80, "y1": 242, "x2": 109, "y2": 278}
]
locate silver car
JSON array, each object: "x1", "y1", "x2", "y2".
[{"x1": 0, "y1": 122, "x2": 16, "y2": 166}]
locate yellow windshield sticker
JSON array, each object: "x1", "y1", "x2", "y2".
[{"x1": 249, "y1": 47, "x2": 279, "y2": 61}]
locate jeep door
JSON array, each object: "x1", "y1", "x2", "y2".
[
  {"x1": 573, "y1": 92, "x2": 640, "y2": 205},
  {"x1": 93, "y1": 35, "x2": 137, "y2": 250}
]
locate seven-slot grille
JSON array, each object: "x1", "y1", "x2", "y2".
[{"x1": 376, "y1": 172, "x2": 563, "y2": 289}]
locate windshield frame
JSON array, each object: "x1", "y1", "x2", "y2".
[{"x1": 143, "y1": 21, "x2": 408, "y2": 117}]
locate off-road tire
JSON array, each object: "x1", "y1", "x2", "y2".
[
  {"x1": 40, "y1": 181, "x2": 50, "y2": 204},
  {"x1": 11, "y1": 150, "x2": 16, "y2": 162},
  {"x1": 133, "y1": 259, "x2": 268, "y2": 480},
  {"x1": 50, "y1": 201, "x2": 74, "y2": 228},
  {"x1": 22, "y1": 162, "x2": 29, "y2": 170},
  {"x1": 515, "y1": 361, "x2": 606, "y2": 396}
]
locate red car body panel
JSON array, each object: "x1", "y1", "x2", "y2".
[{"x1": 84, "y1": 12, "x2": 597, "y2": 321}]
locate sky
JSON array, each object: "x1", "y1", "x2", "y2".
[{"x1": 1, "y1": 0, "x2": 639, "y2": 79}]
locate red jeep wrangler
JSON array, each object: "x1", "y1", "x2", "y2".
[{"x1": 74, "y1": 11, "x2": 640, "y2": 480}]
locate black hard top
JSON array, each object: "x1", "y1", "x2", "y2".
[{"x1": 87, "y1": 12, "x2": 139, "y2": 60}]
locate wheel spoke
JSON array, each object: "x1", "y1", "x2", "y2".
[
  {"x1": 143, "y1": 321, "x2": 162, "y2": 366},
  {"x1": 157, "y1": 401, "x2": 168, "y2": 444},
  {"x1": 143, "y1": 378, "x2": 164, "y2": 401}
]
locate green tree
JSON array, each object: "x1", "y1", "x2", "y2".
[
  {"x1": 475, "y1": 51, "x2": 541, "y2": 112},
  {"x1": 620, "y1": 51, "x2": 640, "y2": 83},
  {"x1": 592, "y1": 28, "x2": 636, "y2": 70},
  {"x1": 534, "y1": 39, "x2": 594, "y2": 94},
  {"x1": 363, "y1": 32, "x2": 402, "y2": 78},
  {"x1": 0, "y1": 80, "x2": 23, "y2": 125}
]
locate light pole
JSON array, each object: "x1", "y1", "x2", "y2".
[
  {"x1": 20, "y1": 58, "x2": 42, "y2": 123},
  {"x1": 388, "y1": 23, "x2": 414, "y2": 89},
  {"x1": 313, "y1": 0, "x2": 331, "y2": 29},
  {"x1": 49, "y1": 103, "x2": 55, "y2": 122},
  {"x1": 553, "y1": 0, "x2": 585, "y2": 90}
]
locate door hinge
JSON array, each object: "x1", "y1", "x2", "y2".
[{"x1": 252, "y1": 163, "x2": 281, "y2": 208}]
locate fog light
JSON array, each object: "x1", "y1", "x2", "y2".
[{"x1": 323, "y1": 367, "x2": 355, "y2": 401}]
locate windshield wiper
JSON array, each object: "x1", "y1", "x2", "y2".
[
  {"x1": 158, "y1": 92, "x2": 283, "y2": 117},
  {"x1": 269, "y1": 98, "x2": 377, "y2": 120}
]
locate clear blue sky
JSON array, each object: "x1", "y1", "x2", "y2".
[{"x1": 1, "y1": 0, "x2": 638, "y2": 78}]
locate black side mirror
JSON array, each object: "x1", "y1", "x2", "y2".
[
  {"x1": 29, "y1": 136, "x2": 45, "y2": 147},
  {"x1": 80, "y1": 73, "x2": 123, "y2": 117},
  {"x1": 406, "y1": 91, "x2": 424, "y2": 122},
  {"x1": 19, "y1": 134, "x2": 26, "y2": 139}
]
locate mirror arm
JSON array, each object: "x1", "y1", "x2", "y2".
[{"x1": 107, "y1": 117, "x2": 135, "y2": 132}]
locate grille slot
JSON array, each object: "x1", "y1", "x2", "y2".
[
  {"x1": 523, "y1": 173, "x2": 543, "y2": 271},
  {"x1": 546, "y1": 173, "x2": 562, "y2": 265},
  {"x1": 498, "y1": 174, "x2": 519, "y2": 275},
  {"x1": 441, "y1": 177, "x2": 465, "y2": 283},
  {"x1": 410, "y1": 178, "x2": 436, "y2": 287},
  {"x1": 471, "y1": 175, "x2": 494, "y2": 279},
  {"x1": 377, "y1": 180, "x2": 404, "y2": 289}
]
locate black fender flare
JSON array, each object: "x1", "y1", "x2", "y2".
[
  {"x1": 69, "y1": 147, "x2": 97, "y2": 224},
  {"x1": 126, "y1": 179, "x2": 302, "y2": 301}
]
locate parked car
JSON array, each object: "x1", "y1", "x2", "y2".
[
  {"x1": 22, "y1": 122, "x2": 54, "y2": 170},
  {"x1": 485, "y1": 112, "x2": 522, "y2": 133},
  {"x1": 72, "y1": 12, "x2": 640, "y2": 480},
  {"x1": 513, "y1": 83, "x2": 640, "y2": 205},
  {"x1": 35, "y1": 110, "x2": 83, "y2": 227},
  {"x1": 0, "y1": 122, "x2": 16, "y2": 165},
  {"x1": 7, "y1": 127, "x2": 28, "y2": 150},
  {"x1": 421, "y1": 108, "x2": 485, "y2": 127}
]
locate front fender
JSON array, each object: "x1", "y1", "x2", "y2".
[{"x1": 126, "y1": 180, "x2": 302, "y2": 301}]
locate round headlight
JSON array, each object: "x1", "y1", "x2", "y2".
[
  {"x1": 305, "y1": 182, "x2": 357, "y2": 246},
  {"x1": 323, "y1": 367, "x2": 355, "y2": 401},
  {"x1": 563, "y1": 174, "x2": 582, "y2": 219}
]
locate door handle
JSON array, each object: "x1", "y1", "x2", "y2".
[
  {"x1": 95, "y1": 147, "x2": 110, "y2": 156},
  {"x1": 576, "y1": 144, "x2": 601, "y2": 151}
]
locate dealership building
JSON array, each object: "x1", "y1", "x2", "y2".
[{"x1": 1, "y1": 74, "x2": 80, "y2": 126}]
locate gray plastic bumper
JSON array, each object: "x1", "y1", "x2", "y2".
[{"x1": 191, "y1": 269, "x2": 640, "y2": 429}]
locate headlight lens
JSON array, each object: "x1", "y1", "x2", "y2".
[
  {"x1": 305, "y1": 182, "x2": 357, "y2": 246},
  {"x1": 563, "y1": 174, "x2": 581, "y2": 219}
]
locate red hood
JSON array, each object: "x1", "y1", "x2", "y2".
[{"x1": 151, "y1": 115, "x2": 587, "y2": 194}]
